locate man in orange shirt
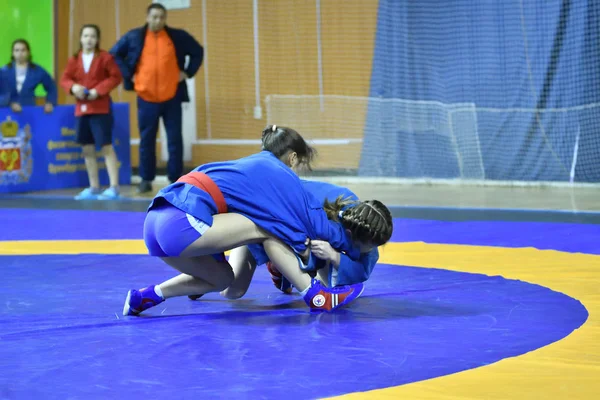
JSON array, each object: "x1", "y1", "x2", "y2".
[{"x1": 110, "y1": 3, "x2": 203, "y2": 193}]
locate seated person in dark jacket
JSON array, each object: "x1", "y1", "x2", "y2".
[{"x1": 1, "y1": 39, "x2": 57, "y2": 112}]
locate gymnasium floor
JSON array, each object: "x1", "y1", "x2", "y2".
[{"x1": 1, "y1": 182, "x2": 598, "y2": 399}]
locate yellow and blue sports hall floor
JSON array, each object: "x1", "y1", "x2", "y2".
[{"x1": 0, "y1": 185, "x2": 598, "y2": 400}]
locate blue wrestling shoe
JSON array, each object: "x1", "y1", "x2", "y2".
[
  {"x1": 303, "y1": 279, "x2": 364, "y2": 312},
  {"x1": 123, "y1": 286, "x2": 164, "y2": 316}
]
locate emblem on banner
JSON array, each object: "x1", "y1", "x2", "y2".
[{"x1": 0, "y1": 116, "x2": 33, "y2": 185}]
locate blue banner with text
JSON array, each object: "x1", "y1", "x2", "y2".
[{"x1": 0, "y1": 103, "x2": 130, "y2": 193}]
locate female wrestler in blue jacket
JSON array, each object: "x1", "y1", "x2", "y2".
[
  {"x1": 124, "y1": 125, "x2": 393, "y2": 315},
  {"x1": 201, "y1": 180, "x2": 386, "y2": 301}
]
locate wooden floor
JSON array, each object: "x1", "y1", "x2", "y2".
[
  {"x1": 21, "y1": 176, "x2": 600, "y2": 212},
  {"x1": 337, "y1": 182, "x2": 600, "y2": 212}
]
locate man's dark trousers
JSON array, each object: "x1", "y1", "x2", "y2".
[{"x1": 137, "y1": 95, "x2": 183, "y2": 183}]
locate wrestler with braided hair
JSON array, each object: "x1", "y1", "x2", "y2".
[{"x1": 192, "y1": 181, "x2": 393, "y2": 312}]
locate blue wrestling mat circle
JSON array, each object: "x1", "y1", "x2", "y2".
[{"x1": 0, "y1": 209, "x2": 589, "y2": 399}]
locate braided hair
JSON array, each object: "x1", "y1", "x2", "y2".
[{"x1": 323, "y1": 196, "x2": 393, "y2": 246}]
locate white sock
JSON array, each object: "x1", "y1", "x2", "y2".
[{"x1": 154, "y1": 285, "x2": 164, "y2": 299}]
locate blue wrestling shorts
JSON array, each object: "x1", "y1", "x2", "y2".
[{"x1": 143, "y1": 172, "x2": 228, "y2": 262}]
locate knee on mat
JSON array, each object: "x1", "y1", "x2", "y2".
[
  {"x1": 212, "y1": 267, "x2": 235, "y2": 292},
  {"x1": 220, "y1": 287, "x2": 247, "y2": 300}
]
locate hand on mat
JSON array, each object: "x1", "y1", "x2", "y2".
[
  {"x1": 10, "y1": 102, "x2": 22, "y2": 113},
  {"x1": 310, "y1": 240, "x2": 340, "y2": 266},
  {"x1": 44, "y1": 103, "x2": 53, "y2": 113},
  {"x1": 179, "y1": 71, "x2": 188, "y2": 82},
  {"x1": 72, "y1": 84, "x2": 87, "y2": 100},
  {"x1": 87, "y1": 89, "x2": 99, "y2": 100}
]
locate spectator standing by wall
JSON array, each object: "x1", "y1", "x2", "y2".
[
  {"x1": 110, "y1": 3, "x2": 203, "y2": 193},
  {"x1": 60, "y1": 24, "x2": 123, "y2": 200}
]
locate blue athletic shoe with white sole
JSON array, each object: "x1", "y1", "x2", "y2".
[
  {"x1": 74, "y1": 187, "x2": 101, "y2": 200},
  {"x1": 123, "y1": 286, "x2": 164, "y2": 316},
  {"x1": 98, "y1": 187, "x2": 120, "y2": 200}
]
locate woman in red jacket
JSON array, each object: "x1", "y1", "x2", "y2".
[{"x1": 60, "y1": 24, "x2": 123, "y2": 200}]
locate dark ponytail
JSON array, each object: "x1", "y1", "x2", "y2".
[
  {"x1": 262, "y1": 124, "x2": 317, "y2": 170},
  {"x1": 326, "y1": 199, "x2": 393, "y2": 246}
]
